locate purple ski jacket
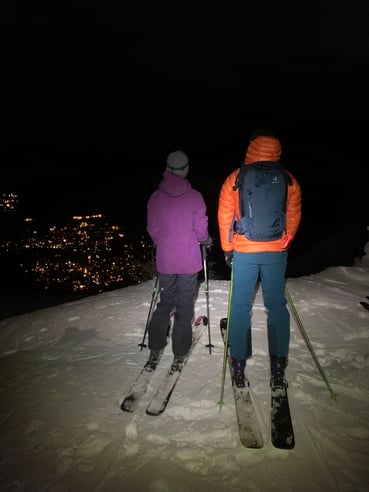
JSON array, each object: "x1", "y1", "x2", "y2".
[{"x1": 147, "y1": 170, "x2": 209, "y2": 274}]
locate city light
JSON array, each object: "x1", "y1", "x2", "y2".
[{"x1": 0, "y1": 201, "x2": 155, "y2": 295}]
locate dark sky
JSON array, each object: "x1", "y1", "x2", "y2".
[{"x1": 1, "y1": 2, "x2": 369, "y2": 241}]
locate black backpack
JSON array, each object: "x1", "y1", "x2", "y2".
[{"x1": 233, "y1": 161, "x2": 292, "y2": 241}]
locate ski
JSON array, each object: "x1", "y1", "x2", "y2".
[
  {"x1": 220, "y1": 318, "x2": 264, "y2": 449},
  {"x1": 270, "y1": 377, "x2": 295, "y2": 449},
  {"x1": 120, "y1": 349, "x2": 165, "y2": 412},
  {"x1": 360, "y1": 301, "x2": 369, "y2": 311},
  {"x1": 145, "y1": 315, "x2": 208, "y2": 416},
  {"x1": 121, "y1": 311, "x2": 175, "y2": 412}
]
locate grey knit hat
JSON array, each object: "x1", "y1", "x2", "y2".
[{"x1": 166, "y1": 150, "x2": 189, "y2": 178}]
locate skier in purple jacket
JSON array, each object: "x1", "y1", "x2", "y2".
[{"x1": 146, "y1": 150, "x2": 212, "y2": 370}]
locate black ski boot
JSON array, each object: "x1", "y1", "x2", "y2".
[
  {"x1": 232, "y1": 358, "x2": 246, "y2": 388},
  {"x1": 170, "y1": 354, "x2": 186, "y2": 374},
  {"x1": 145, "y1": 349, "x2": 164, "y2": 372},
  {"x1": 270, "y1": 355, "x2": 287, "y2": 389}
]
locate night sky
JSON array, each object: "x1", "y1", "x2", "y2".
[{"x1": 2, "y1": 3, "x2": 369, "y2": 262}]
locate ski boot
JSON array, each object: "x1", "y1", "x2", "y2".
[
  {"x1": 232, "y1": 358, "x2": 246, "y2": 388},
  {"x1": 145, "y1": 349, "x2": 164, "y2": 372}
]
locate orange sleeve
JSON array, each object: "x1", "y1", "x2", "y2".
[
  {"x1": 285, "y1": 172, "x2": 302, "y2": 239},
  {"x1": 218, "y1": 170, "x2": 239, "y2": 252}
]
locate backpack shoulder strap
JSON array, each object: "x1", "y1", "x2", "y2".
[
  {"x1": 232, "y1": 164, "x2": 246, "y2": 191},
  {"x1": 284, "y1": 170, "x2": 292, "y2": 186}
]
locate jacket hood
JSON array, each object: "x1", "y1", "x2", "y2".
[
  {"x1": 244, "y1": 135, "x2": 282, "y2": 164},
  {"x1": 159, "y1": 169, "x2": 191, "y2": 197}
]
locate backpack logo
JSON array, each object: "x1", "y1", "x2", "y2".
[{"x1": 233, "y1": 161, "x2": 291, "y2": 241}]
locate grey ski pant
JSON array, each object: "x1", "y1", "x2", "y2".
[{"x1": 148, "y1": 272, "x2": 199, "y2": 356}]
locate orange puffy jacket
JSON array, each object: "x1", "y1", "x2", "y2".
[{"x1": 218, "y1": 136, "x2": 302, "y2": 253}]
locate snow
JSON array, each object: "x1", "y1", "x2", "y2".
[{"x1": 0, "y1": 241, "x2": 369, "y2": 492}]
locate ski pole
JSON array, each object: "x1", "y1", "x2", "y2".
[
  {"x1": 202, "y1": 244, "x2": 214, "y2": 354},
  {"x1": 285, "y1": 287, "x2": 338, "y2": 401},
  {"x1": 218, "y1": 265, "x2": 233, "y2": 410},
  {"x1": 138, "y1": 273, "x2": 160, "y2": 350}
]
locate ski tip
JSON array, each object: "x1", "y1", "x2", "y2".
[
  {"x1": 146, "y1": 407, "x2": 164, "y2": 416},
  {"x1": 120, "y1": 400, "x2": 134, "y2": 413},
  {"x1": 242, "y1": 441, "x2": 264, "y2": 449},
  {"x1": 146, "y1": 410, "x2": 157, "y2": 416},
  {"x1": 272, "y1": 440, "x2": 295, "y2": 450}
]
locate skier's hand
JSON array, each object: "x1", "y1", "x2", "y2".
[
  {"x1": 224, "y1": 250, "x2": 233, "y2": 268},
  {"x1": 200, "y1": 235, "x2": 213, "y2": 249},
  {"x1": 281, "y1": 234, "x2": 293, "y2": 250}
]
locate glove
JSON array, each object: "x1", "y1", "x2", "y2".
[
  {"x1": 224, "y1": 250, "x2": 233, "y2": 268},
  {"x1": 281, "y1": 234, "x2": 293, "y2": 250},
  {"x1": 200, "y1": 235, "x2": 213, "y2": 249}
]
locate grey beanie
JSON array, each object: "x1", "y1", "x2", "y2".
[{"x1": 166, "y1": 150, "x2": 189, "y2": 178}]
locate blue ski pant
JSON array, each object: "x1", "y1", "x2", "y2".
[
  {"x1": 148, "y1": 272, "x2": 199, "y2": 356},
  {"x1": 229, "y1": 251, "x2": 290, "y2": 361}
]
